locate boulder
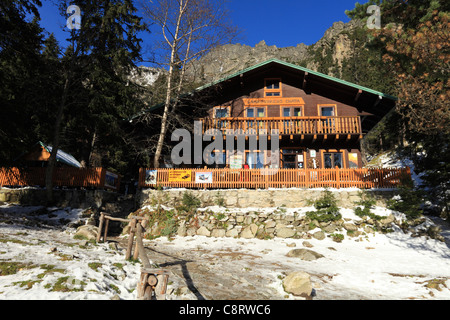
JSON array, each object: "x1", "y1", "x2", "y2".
[
  {"x1": 211, "y1": 229, "x2": 226, "y2": 238},
  {"x1": 226, "y1": 228, "x2": 240, "y2": 238},
  {"x1": 75, "y1": 225, "x2": 98, "y2": 241},
  {"x1": 343, "y1": 223, "x2": 358, "y2": 232},
  {"x1": 312, "y1": 231, "x2": 326, "y2": 240},
  {"x1": 286, "y1": 249, "x2": 324, "y2": 261},
  {"x1": 283, "y1": 272, "x2": 313, "y2": 298},
  {"x1": 240, "y1": 224, "x2": 258, "y2": 239},
  {"x1": 196, "y1": 226, "x2": 211, "y2": 237},
  {"x1": 177, "y1": 223, "x2": 187, "y2": 237},
  {"x1": 276, "y1": 227, "x2": 296, "y2": 239}
]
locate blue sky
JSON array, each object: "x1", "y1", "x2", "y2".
[{"x1": 37, "y1": 0, "x2": 366, "y2": 64}]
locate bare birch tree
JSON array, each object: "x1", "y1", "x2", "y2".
[{"x1": 140, "y1": 0, "x2": 239, "y2": 168}]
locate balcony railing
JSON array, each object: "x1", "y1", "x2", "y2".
[{"x1": 200, "y1": 116, "x2": 362, "y2": 136}]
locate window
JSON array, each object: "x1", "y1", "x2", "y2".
[
  {"x1": 319, "y1": 105, "x2": 337, "y2": 133},
  {"x1": 265, "y1": 78, "x2": 282, "y2": 97},
  {"x1": 293, "y1": 107, "x2": 302, "y2": 117},
  {"x1": 283, "y1": 108, "x2": 291, "y2": 117},
  {"x1": 321, "y1": 106, "x2": 335, "y2": 117},
  {"x1": 265, "y1": 79, "x2": 280, "y2": 90},
  {"x1": 323, "y1": 152, "x2": 343, "y2": 169},
  {"x1": 215, "y1": 107, "x2": 229, "y2": 118},
  {"x1": 208, "y1": 151, "x2": 226, "y2": 168},
  {"x1": 348, "y1": 153, "x2": 359, "y2": 168},
  {"x1": 247, "y1": 108, "x2": 254, "y2": 117},
  {"x1": 247, "y1": 152, "x2": 264, "y2": 169},
  {"x1": 257, "y1": 108, "x2": 265, "y2": 117}
]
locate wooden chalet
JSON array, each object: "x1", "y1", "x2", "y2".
[{"x1": 137, "y1": 59, "x2": 408, "y2": 189}]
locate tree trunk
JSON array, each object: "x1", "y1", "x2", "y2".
[
  {"x1": 45, "y1": 77, "x2": 69, "y2": 204},
  {"x1": 153, "y1": 0, "x2": 185, "y2": 168}
]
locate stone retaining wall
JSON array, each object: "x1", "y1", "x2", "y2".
[
  {"x1": 0, "y1": 188, "x2": 119, "y2": 209},
  {"x1": 139, "y1": 188, "x2": 399, "y2": 209}
]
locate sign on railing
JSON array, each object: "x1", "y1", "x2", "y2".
[{"x1": 139, "y1": 167, "x2": 411, "y2": 190}]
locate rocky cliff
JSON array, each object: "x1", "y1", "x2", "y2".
[
  {"x1": 185, "y1": 19, "x2": 365, "y2": 83},
  {"x1": 132, "y1": 19, "x2": 367, "y2": 91}
]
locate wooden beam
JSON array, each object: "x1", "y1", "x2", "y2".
[
  {"x1": 373, "y1": 95, "x2": 383, "y2": 107},
  {"x1": 302, "y1": 72, "x2": 309, "y2": 90},
  {"x1": 354, "y1": 89, "x2": 362, "y2": 103}
]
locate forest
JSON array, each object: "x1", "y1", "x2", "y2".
[{"x1": 0, "y1": 0, "x2": 448, "y2": 216}]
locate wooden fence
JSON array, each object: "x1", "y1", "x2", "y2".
[
  {"x1": 0, "y1": 167, "x2": 121, "y2": 191},
  {"x1": 139, "y1": 167, "x2": 411, "y2": 190}
]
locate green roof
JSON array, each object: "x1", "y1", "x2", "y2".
[{"x1": 195, "y1": 58, "x2": 397, "y2": 100}]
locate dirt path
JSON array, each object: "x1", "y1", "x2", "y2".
[{"x1": 140, "y1": 241, "x2": 286, "y2": 300}]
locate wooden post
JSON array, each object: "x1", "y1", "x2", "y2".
[
  {"x1": 336, "y1": 166, "x2": 340, "y2": 189},
  {"x1": 103, "y1": 218, "x2": 110, "y2": 243},
  {"x1": 125, "y1": 219, "x2": 137, "y2": 260},
  {"x1": 97, "y1": 212, "x2": 105, "y2": 243}
]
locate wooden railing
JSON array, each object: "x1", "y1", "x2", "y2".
[
  {"x1": 0, "y1": 167, "x2": 121, "y2": 191},
  {"x1": 200, "y1": 116, "x2": 362, "y2": 136},
  {"x1": 139, "y1": 167, "x2": 411, "y2": 190}
]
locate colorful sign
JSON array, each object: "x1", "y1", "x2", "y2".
[
  {"x1": 168, "y1": 170, "x2": 192, "y2": 182},
  {"x1": 229, "y1": 155, "x2": 243, "y2": 169},
  {"x1": 195, "y1": 172, "x2": 213, "y2": 184},
  {"x1": 145, "y1": 170, "x2": 157, "y2": 185},
  {"x1": 105, "y1": 171, "x2": 119, "y2": 190}
]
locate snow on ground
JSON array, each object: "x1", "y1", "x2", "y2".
[
  {"x1": 1, "y1": 203, "x2": 450, "y2": 300},
  {"x1": 0, "y1": 205, "x2": 141, "y2": 300}
]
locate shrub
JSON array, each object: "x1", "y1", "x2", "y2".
[
  {"x1": 306, "y1": 190, "x2": 342, "y2": 222},
  {"x1": 354, "y1": 193, "x2": 383, "y2": 221},
  {"x1": 178, "y1": 192, "x2": 201, "y2": 213},
  {"x1": 387, "y1": 186, "x2": 424, "y2": 220}
]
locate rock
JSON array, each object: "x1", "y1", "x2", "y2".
[
  {"x1": 302, "y1": 241, "x2": 313, "y2": 248},
  {"x1": 287, "y1": 242, "x2": 297, "y2": 248},
  {"x1": 286, "y1": 249, "x2": 324, "y2": 261},
  {"x1": 343, "y1": 223, "x2": 358, "y2": 232},
  {"x1": 264, "y1": 220, "x2": 277, "y2": 229},
  {"x1": 283, "y1": 271, "x2": 313, "y2": 298},
  {"x1": 240, "y1": 224, "x2": 258, "y2": 239},
  {"x1": 226, "y1": 228, "x2": 240, "y2": 238},
  {"x1": 186, "y1": 227, "x2": 197, "y2": 237},
  {"x1": 196, "y1": 226, "x2": 211, "y2": 237},
  {"x1": 380, "y1": 214, "x2": 395, "y2": 226},
  {"x1": 75, "y1": 225, "x2": 98, "y2": 241},
  {"x1": 313, "y1": 231, "x2": 326, "y2": 240},
  {"x1": 177, "y1": 223, "x2": 187, "y2": 237},
  {"x1": 322, "y1": 224, "x2": 337, "y2": 233},
  {"x1": 211, "y1": 229, "x2": 226, "y2": 238},
  {"x1": 277, "y1": 227, "x2": 296, "y2": 239},
  {"x1": 236, "y1": 216, "x2": 244, "y2": 223}
]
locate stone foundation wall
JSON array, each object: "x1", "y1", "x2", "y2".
[
  {"x1": 139, "y1": 188, "x2": 399, "y2": 209},
  {"x1": 0, "y1": 188, "x2": 120, "y2": 210}
]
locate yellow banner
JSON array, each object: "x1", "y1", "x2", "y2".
[
  {"x1": 243, "y1": 97, "x2": 305, "y2": 106},
  {"x1": 168, "y1": 170, "x2": 192, "y2": 182}
]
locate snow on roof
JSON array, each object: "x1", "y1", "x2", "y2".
[{"x1": 40, "y1": 142, "x2": 82, "y2": 168}]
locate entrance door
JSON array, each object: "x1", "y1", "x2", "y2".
[{"x1": 282, "y1": 149, "x2": 305, "y2": 169}]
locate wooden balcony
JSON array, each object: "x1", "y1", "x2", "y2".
[{"x1": 200, "y1": 116, "x2": 362, "y2": 138}]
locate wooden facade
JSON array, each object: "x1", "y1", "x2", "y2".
[
  {"x1": 134, "y1": 59, "x2": 404, "y2": 189},
  {"x1": 175, "y1": 59, "x2": 397, "y2": 171}
]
